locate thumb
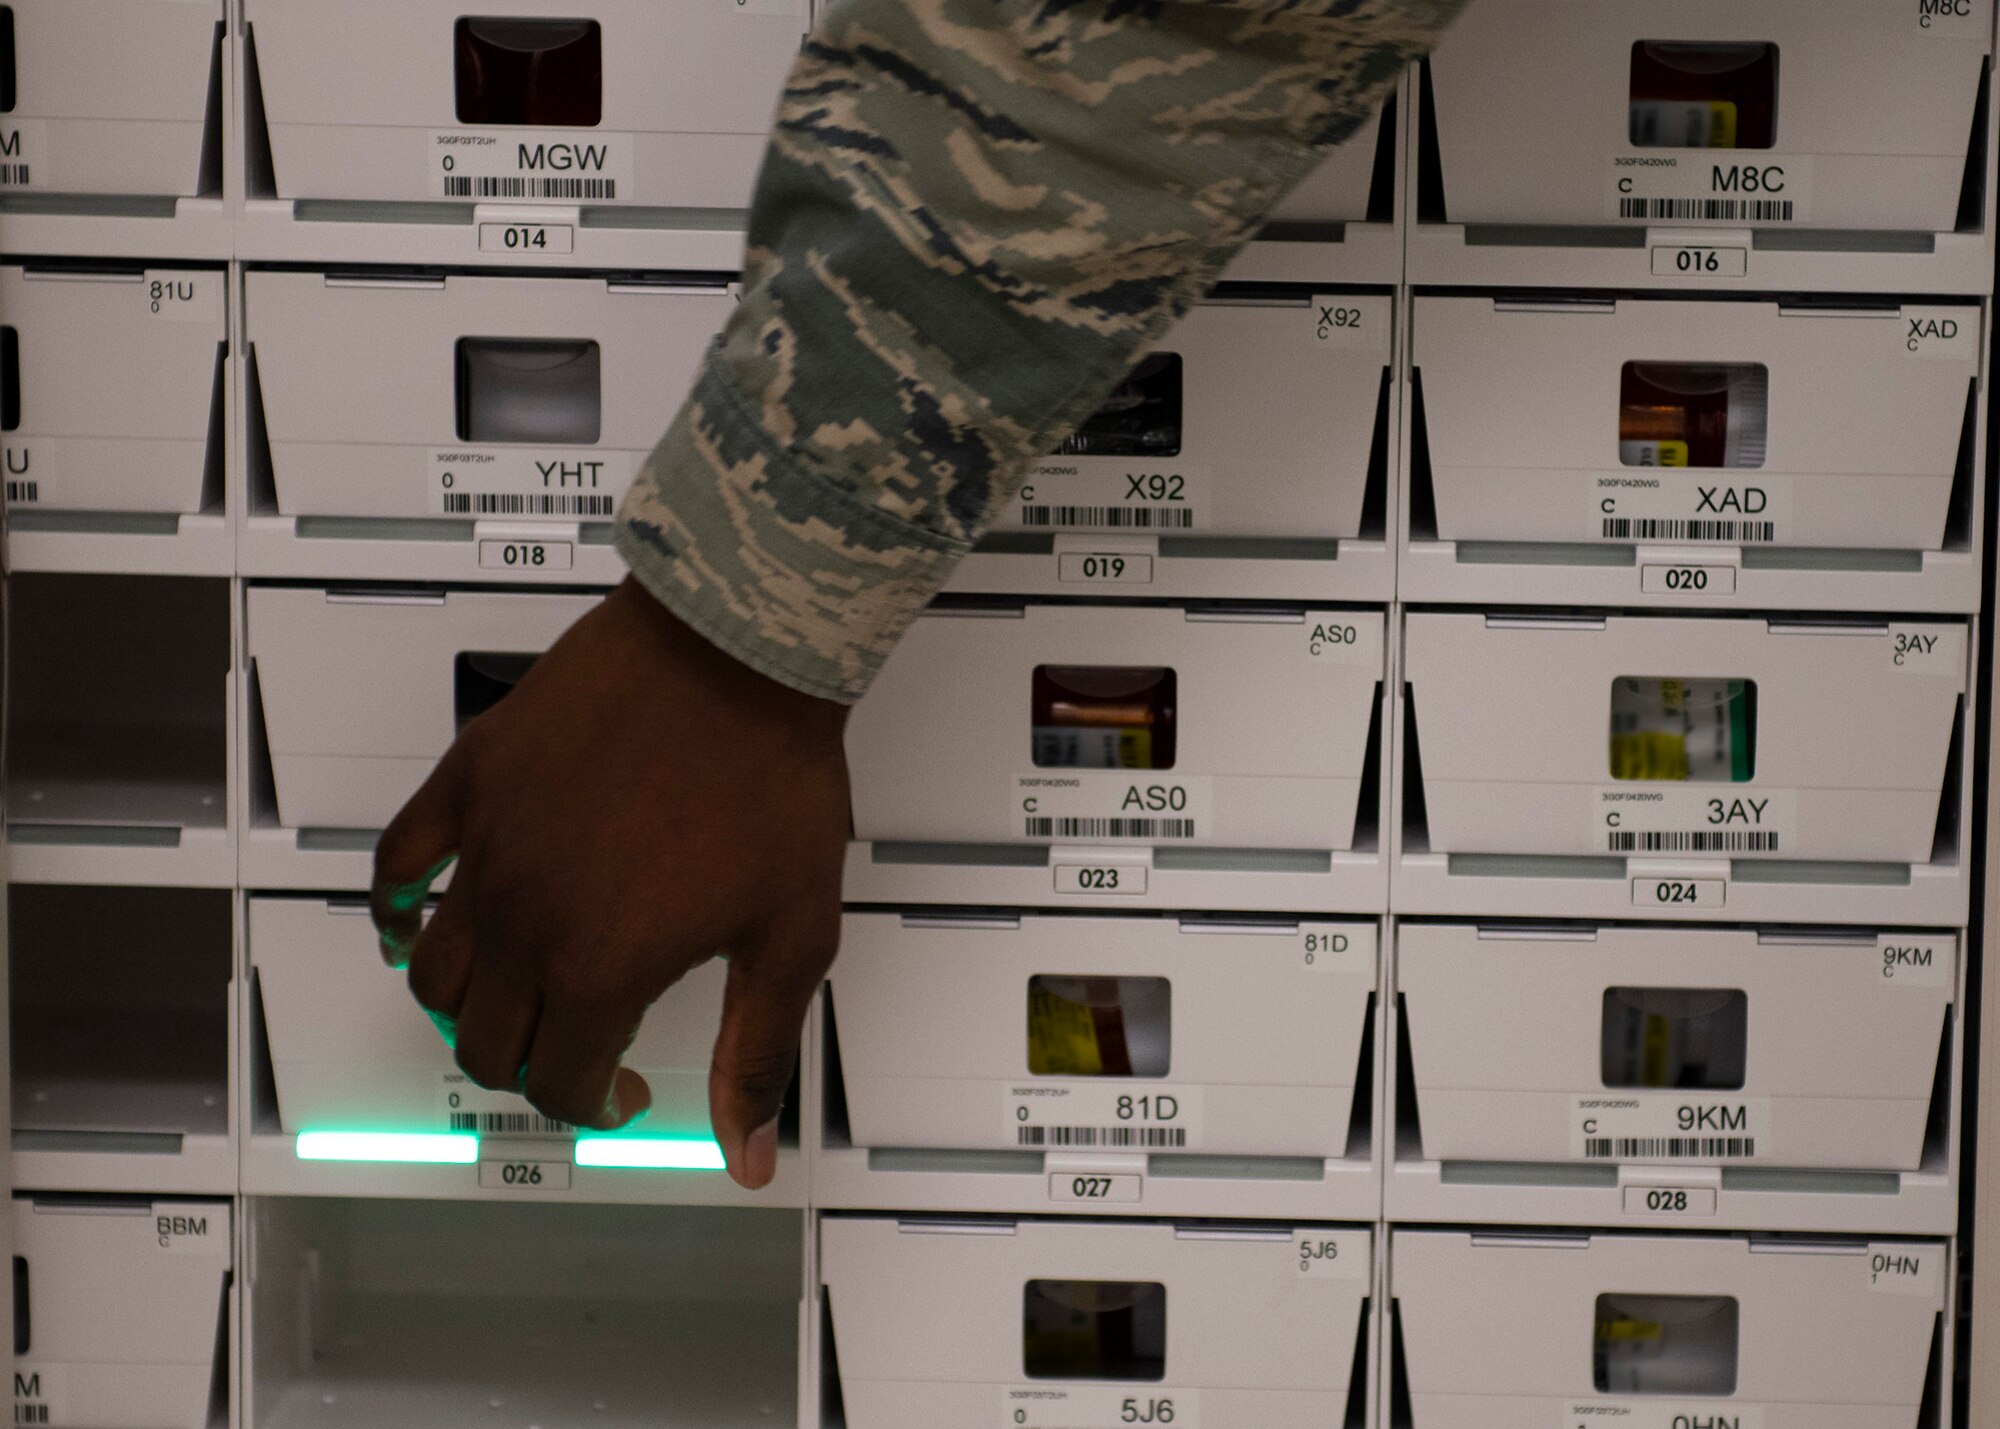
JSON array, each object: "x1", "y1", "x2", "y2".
[{"x1": 708, "y1": 911, "x2": 837, "y2": 1189}]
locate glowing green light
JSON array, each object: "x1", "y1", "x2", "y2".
[
  {"x1": 296, "y1": 1131, "x2": 479, "y2": 1164},
  {"x1": 573, "y1": 1137, "x2": 727, "y2": 1171}
]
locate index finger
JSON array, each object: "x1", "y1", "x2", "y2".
[
  {"x1": 520, "y1": 994, "x2": 653, "y2": 1133},
  {"x1": 369, "y1": 746, "x2": 467, "y2": 968}
]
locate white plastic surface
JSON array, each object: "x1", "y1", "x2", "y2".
[
  {"x1": 1392, "y1": 1229, "x2": 1947, "y2": 1429},
  {"x1": 244, "y1": 270, "x2": 729, "y2": 521},
  {"x1": 820, "y1": 1215, "x2": 1371, "y2": 1429},
  {"x1": 1424, "y1": 0, "x2": 1993, "y2": 233},
  {"x1": 13, "y1": 1196, "x2": 231, "y2": 1429},
  {"x1": 2, "y1": 0, "x2": 220, "y2": 198},
  {"x1": 245, "y1": 585, "x2": 600, "y2": 830},
  {"x1": 1396, "y1": 922, "x2": 1954, "y2": 1172},
  {"x1": 246, "y1": 0, "x2": 806, "y2": 211},
  {"x1": 848, "y1": 603, "x2": 1386, "y2": 852}
]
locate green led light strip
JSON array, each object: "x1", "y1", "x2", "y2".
[
  {"x1": 295, "y1": 1130, "x2": 480, "y2": 1164},
  {"x1": 572, "y1": 1137, "x2": 727, "y2": 1170},
  {"x1": 293, "y1": 1130, "x2": 727, "y2": 1172}
]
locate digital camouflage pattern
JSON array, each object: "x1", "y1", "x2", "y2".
[{"x1": 616, "y1": 0, "x2": 1466, "y2": 702}]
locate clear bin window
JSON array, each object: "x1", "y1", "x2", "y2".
[
  {"x1": 2, "y1": 326, "x2": 17, "y2": 432},
  {"x1": 1619, "y1": 364, "x2": 1767, "y2": 471},
  {"x1": 1024, "y1": 1280, "x2": 1167, "y2": 1382},
  {"x1": 1595, "y1": 1294, "x2": 1740, "y2": 1396},
  {"x1": 1032, "y1": 667, "x2": 1177, "y2": 770},
  {"x1": 455, "y1": 17, "x2": 603, "y2": 127},
  {"x1": 1610, "y1": 678, "x2": 1756, "y2": 783},
  {"x1": 1056, "y1": 354, "x2": 1183, "y2": 458},
  {"x1": 1, "y1": 9, "x2": 13, "y2": 116},
  {"x1": 1027, "y1": 976, "x2": 1171, "y2": 1078},
  {"x1": 1629, "y1": 42, "x2": 1778, "y2": 149},
  {"x1": 1601, "y1": 988, "x2": 1748, "y2": 1091},
  {"x1": 455, "y1": 652, "x2": 539, "y2": 730},
  {"x1": 456, "y1": 338, "x2": 602, "y2": 445}
]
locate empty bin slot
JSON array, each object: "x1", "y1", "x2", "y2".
[
  {"x1": 454, "y1": 338, "x2": 602, "y2": 445},
  {"x1": 1026, "y1": 976, "x2": 1172, "y2": 1078},
  {"x1": 1032, "y1": 667, "x2": 1178, "y2": 770},
  {"x1": 6, "y1": 575, "x2": 228, "y2": 834},
  {"x1": 1024, "y1": 1280, "x2": 1167, "y2": 1382},
  {"x1": 249, "y1": 1199, "x2": 800, "y2": 1429},
  {"x1": 454, "y1": 17, "x2": 602, "y2": 127},
  {"x1": 10, "y1": 886, "x2": 230, "y2": 1144},
  {"x1": 1629, "y1": 43, "x2": 1778, "y2": 149},
  {"x1": 1594, "y1": 1293, "x2": 1740, "y2": 1396},
  {"x1": 1055, "y1": 354, "x2": 1183, "y2": 458},
  {"x1": 1619, "y1": 364, "x2": 1768, "y2": 470},
  {"x1": 1601, "y1": 989, "x2": 1749, "y2": 1090},
  {"x1": 0, "y1": 8, "x2": 12, "y2": 116},
  {"x1": 1610, "y1": 677, "x2": 1756, "y2": 783}
]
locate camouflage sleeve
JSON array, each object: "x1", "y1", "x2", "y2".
[{"x1": 615, "y1": 0, "x2": 1465, "y2": 703}]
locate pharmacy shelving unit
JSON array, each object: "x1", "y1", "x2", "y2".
[{"x1": 6, "y1": 5, "x2": 2000, "y2": 1429}]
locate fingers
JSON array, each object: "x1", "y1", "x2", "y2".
[
  {"x1": 709, "y1": 908, "x2": 839, "y2": 1190},
  {"x1": 452, "y1": 967, "x2": 542, "y2": 1095},
  {"x1": 405, "y1": 882, "x2": 476, "y2": 1046},
  {"x1": 370, "y1": 746, "x2": 467, "y2": 968},
  {"x1": 521, "y1": 996, "x2": 652, "y2": 1132}
]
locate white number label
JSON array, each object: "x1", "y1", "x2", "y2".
[
  {"x1": 479, "y1": 222, "x2": 576, "y2": 254},
  {"x1": 478, "y1": 539, "x2": 575, "y2": 571},
  {"x1": 1623, "y1": 1186, "x2": 1718, "y2": 1217},
  {"x1": 1633, "y1": 878, "x2": 1726, "y2": 908},
  {"x1": 1651, "y1": 245, "x2": 1748, "y2": 277},
  {"x1": 1054, "y1": 863, "x2": 1147, "y2": 895},
  {"x1": 1058, "y1": 553, "x2": 1154, "y2": 585},
  {"x1": 479, "y1": 1159, "x2": 572, "y2": 1190},
  {"x1": 1640, "y1": 564, "x2": 1736, "y2": 595},
  {"x1": 1049, "y1": 1173, "x2": 1143, "y2": 1203}
]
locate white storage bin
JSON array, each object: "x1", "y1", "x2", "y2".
[
  {"x1": 1, "y1": 1, "x2": 221, "y2": 199},
  {"x1": 820, "y1": 1215, "x2": 1371, "y2": 1429},
  {"x1": 13, "y1": 1196, "x2": 231, "y2": 1429},
  {"x1": 1396, "y1": 922, "x2": 1955, "y2": 1172},
  {"x1": 247, "y1": 894, "x2": 722, "y2": 1141},
  {"x1": 10, "y1": 885, "x2": 232, "y2": 1156},
  {"x1": 245, "y1": 269, "x2": 729, "y2": 523},
  {"x1": 7, "y1": 576, "x2": 231, "y2": 864},
  {"x1": 957, "y1": 287, "x2": 1395, "y2": 600},
  {"x1": 246, "y1": 585, "x2": 599, "y2": 830},
  {"x1": 1392, "y1": 1229, "x2": 1947, "y2": 1429},
  {"x1": 2, "y1": 265, "x2": 224, "y2": 517},
  {"x1": 1401, "y1": 612, "x2": 1968, "y2": 865},
  {"x1": 246, "y1": 1198, "x2": 800, "y2": 1429},
  {"x1": 245, "y1": 0, "x2": 805, "y2": 211},
  {"x1": 1422, "y1": 0, "x2": 1992, "y2": 234},
  {"x1": 829, "y1": 911, "x2": 1375, "y2": 1162},
  {"x1": 1410, "y1": 295, "x2": 1981, "y2": 555},
  {"x1": 848, "y1": 603, "x2": 1385, "y2": 853},
  {"x1": 991, "y1": 291, "x2": 1390, "y2": 543}
]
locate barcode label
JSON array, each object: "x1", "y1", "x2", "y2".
[
  {"x1": 443, "y1": 175, "x2": 617, "y2": 201},
  {"x1": 449, "y1": 1110, "x2": 573, "y2": 1136},
  {"x1": 1020, "y1": 505, "x2": 1194, "y2": 530},
  {"x1": 5, "y1": 481, "x2": 39, "y2": 504},
  {"x1": 1025, "y1": 817, "x2": 1195, "y2": 840},
  {"x1": 1620, "y1": 197, "x2": 1794, "y2": 223},
  {"x1": 1609, "y1": 830, "x2": 1778, "y2": 853},
  {"x1": 15, "y1": 1405, "x2": 48, "y2": 1424},
  {"x1": 0, "y1": 165, "x2": 29, "y2": 187},
  {"x1": 1586, "y1": 1136, "x2": 1756, "y2": 1160},
  {"x1": 442, "y1": 492, "x2": 616, "y2": 517},
  {"x1": 1603, "y1": 517, "x2": 1776, "y2": 543},
  {"x1": 1018, "y1": 1125, "x2": 1187, "y2": 1149}
]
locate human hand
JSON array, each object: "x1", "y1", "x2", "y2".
[{"x1": 370, "y1": 577, "x2": 850, "y2": 1189}]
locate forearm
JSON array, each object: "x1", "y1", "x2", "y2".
[{"x1": 617, "y1": 0, "x2": 1463, "y2": 703}]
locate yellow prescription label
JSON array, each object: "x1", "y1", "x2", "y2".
[
  {"x1": 1704, "y1": 100, "x2": 1740, "y2": 149},
  {"x1": 1028, "y1": 987, "x2": 1105, "y2": 1077},
  {"x1": 1610, "y1": 730, "x2": 1692, "y2": 782}
]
